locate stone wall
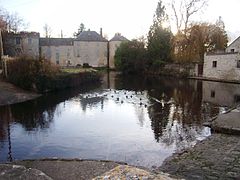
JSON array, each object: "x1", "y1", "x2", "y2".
[
  {"x1": 203, "y1": 53, "x2": 240, "y2": 81},
  {"x1": 74, "y1": 41, "x2": 108, "y2": 67},
  {"x1": 202, "y1": 81, "x2": 240, "y2": 106},
  {"x1": 3, "y1": 32, "x2": 39, "y2": 58},
  {"x1": 150, "y1": 63, "x2": 197, "y2": 78},
  {"x1": 40, "y1": 45, "x2": 74, "y2": 66}
]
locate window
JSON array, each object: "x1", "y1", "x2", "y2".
[
  {"x1": 28, "y1": 38, "x2": 32, "y2": 45},
  {"x1": 211, "y1": 90, "x2": 215, "y2": 98},
  {"x1": 237, "y1": 60, "x2": 240, "y2": 68},
  {"x1": 56, "y1": 52, "x2": 60, "y2": 64},
  {"x1": 231, "y1": 49, "x2": 235, "y2": 53},
  {"x1": 16, "y1": 37, "x2": 21, "y2": 45},
  {"x1": 212, "y1": 61, "x2": 217, "y2": 68},
  {"x1": 234, "y1": 95, "x2": 240, "y2": 103}
]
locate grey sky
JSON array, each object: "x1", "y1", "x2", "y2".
[{"x1": 1, "y1": 0, "x2": 239, "y2": 41}]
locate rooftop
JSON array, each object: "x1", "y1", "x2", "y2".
[
  {"x1": 110, "y1": 33, "x2": 128, "y2": 42},
  {"x1": 40, "y1": 38, "x2": 74, "y2": 46},
  {"x1": 76, "y1": 31, "x2": 108, "y2": 42}
]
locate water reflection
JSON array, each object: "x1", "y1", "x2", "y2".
[{"x1": 0, "y1": 73, "x2": 239, "y2": 167}]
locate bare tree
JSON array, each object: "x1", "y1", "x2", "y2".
[
  {"x1": 0, "y1": 8, "x2": 26, "y2": 32},
  {"x1": 43, "y1": 24, "x2": 52, "y2": 38},
  {"x1": 171, "y1": 0, "x2": 208, "y2": 33}
]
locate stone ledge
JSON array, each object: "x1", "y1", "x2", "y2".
[
  {"x1": 211, "y1": 111, "x2": 240, "y2": 135},
  {"x1": 0, "y1": 164, "x2": 52, "y2": 180}
]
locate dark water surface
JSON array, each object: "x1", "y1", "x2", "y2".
[{"x1": 1, "y1": 73, "x2": 240, "y2": 167}]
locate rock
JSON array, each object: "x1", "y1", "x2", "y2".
[{"x1": 93, "y1": 165, "x2": 177, "y2": 180}]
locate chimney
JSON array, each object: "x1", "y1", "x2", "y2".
[
  {"x1": 100, "y1": 28, "x2": 103, "y2": 37},
  {"x1": 61, "y1": 30, "x2": 63, "y2": 38}
]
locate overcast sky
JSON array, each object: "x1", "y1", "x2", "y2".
[{"x1": 1, "y1": 0, "x2": 240, "y2": 42}]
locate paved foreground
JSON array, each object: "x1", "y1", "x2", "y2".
[
  {"x1": 159, "y1": 134, "x2": 240, "y2": 179},
  {"x1": 0, "y1": 159, "x2": 176, "y2": 180},
  {"x1": 159, "y1": 107, "x2": 240, "y2": 180},
  {"x1": 0, "y1": 79, "x2": 40, "y2": 106}
]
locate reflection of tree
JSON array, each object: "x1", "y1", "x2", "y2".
[
  {"x1": 133, "y1": 77, "x2": 209, "y2": 148},
  {"x1": 0, "y1": 83, "x2": 100, "y2": 134},
  {"x1": 0, "y1": 106, "x2": 14, "y2": 141},
  {"x1": 0, "y1": 106, "x2": 13, "y2": 161}
]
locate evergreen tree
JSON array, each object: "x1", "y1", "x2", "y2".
[{"x1": 147, "y1": 0, "x2": 173, "y2": 66}]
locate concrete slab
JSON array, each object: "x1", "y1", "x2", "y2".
[
  {"x1": 10, "y1": 159, "x2": 177, "y2": 180},
  {"x1": 0, "y1": 164, "x2": 52, "y2": 180},
  {"x1": 0, "y1": 79, "x2": 40, "y2": 106},
  {"x1": 211, "y1": 110, "x2": 240, "y2": 135}
]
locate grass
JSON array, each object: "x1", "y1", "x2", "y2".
[{"x1": 60, "y1": 67, "x2": 97, "y2": 74}]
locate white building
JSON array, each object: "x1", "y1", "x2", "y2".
[
  {"x1": 40, "y1": 38, "x2": 74, "y2": 66},
  {"x1": 74, "y1": 31, "x2": 108, "y2": 67},
  {"x1": 4, "y1": 30, "x2": 128, "y2": 68},
  {"x1": 203, "y1": 36, "x2": 240, "y2": 82}
]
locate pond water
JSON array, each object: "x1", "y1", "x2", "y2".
[{"x1": 0, "y1": 73, "x2": 240, "y2": 168}]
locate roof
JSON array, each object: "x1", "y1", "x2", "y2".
[
  {"x1": 75, "y1": 31, "x2": 108, "y2": 42},
  {"x1": 110, "y1": 33, "x2": 128, "y2": 42},
  {"x1": 227, "y1": 35, "x2": 240, "y2": 48},
  {"x1": 40, "y1": 38, "x2": 73, "y2": 46}
]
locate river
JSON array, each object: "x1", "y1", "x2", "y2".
[{"x1": 0, "y1": 73, "x2": 239, "y2": 168}]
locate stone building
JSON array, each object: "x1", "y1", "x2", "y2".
[
  {"x1": 226, "y1": 36, "x2": 240, "y2": 53},
  {"x1": 74, "y1": 31, "x2": 108, "y2": 67},
  {"x1": 203, "y1": 36, "x2": 240, "y2": 82},
  {"x1": 3, "y1": 30, "x2": 127, "y2": 68},
  {"x1": 109, "y1": 33, "x2": 128, "y2": 69},
  {"x1": 40, "y1": 38, "x2": 74, "y2": 66},
  {"x1": 3, "y1": 32, "x2": 40, "y2": 58}
]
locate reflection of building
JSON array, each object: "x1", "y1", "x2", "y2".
[
  {"x1": 203, "y1": 36, "x2": 240, "y2": 82},
  {"x1": 80, "y1": 96, "x2": 104, "y2": 111},
  {"x1": 202, "y1": 81, "x2": 240, "y2": 106},
  {"x1": 3, "y1": 31, "x2": 128, "y2": 68}
]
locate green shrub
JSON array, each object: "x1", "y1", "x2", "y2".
[{"x1": 7, "y1": 56, "x2": 100, "y2": 92}]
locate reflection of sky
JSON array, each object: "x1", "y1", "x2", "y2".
[{"x1": 0, "y1": 89, "x2": 210, "y2": 168}]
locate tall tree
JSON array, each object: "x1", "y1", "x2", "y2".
[
  {"x1": 174, "y1": 21, "x2": 228, "y2": 63},
  {"x1": 171, "y1": 0, "x2": 208, "y2": 34},
  {"x1": 115, "y1": 40, "x2": 147, "y2": 74},
  {"x1": 0, "y1": 8, "x2": 25, "y2": 32},
  {"x1": 74, "y1": 23, "x2": 86, "y2": 37},
  {"x1": 147, "y1": 0, "x2": 173, "y2": 64},
  {"x1": 43, "y1": 24, "x2": 52, "y2": 38}
]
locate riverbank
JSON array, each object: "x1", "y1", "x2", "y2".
[
  {"x1": 158, "y1": 106, "x2": 240, "y2": 179},
  {"x1": 0, "y1": 78, "x2": 41, "y2": 106},
  {"x1": 1, "y1": 159, "x2": 176, "y2": 180}
]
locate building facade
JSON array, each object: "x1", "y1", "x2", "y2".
[
  {"x1": 3, "y1": 32, "x2": 40, "y2": 58},
  {"x1": 3, "y1": 30, "x2": 127, "y2": 68},
  {"x1": 203, "y1": 36, "x2": 240, "y2": 82},
  {"x1": 109, "y1": 33, "x2": 128, "y2": 69}
]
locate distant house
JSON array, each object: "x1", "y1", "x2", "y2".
[
  {"x1": 3, "y1": 30, "x2": 128, "y2": 68},
  {"x1": 109, "y1": 33, "x2": 128, "y2": 69},
  {"x1": 203, "y1": 36, "x2": 240, "y2": 82}
]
